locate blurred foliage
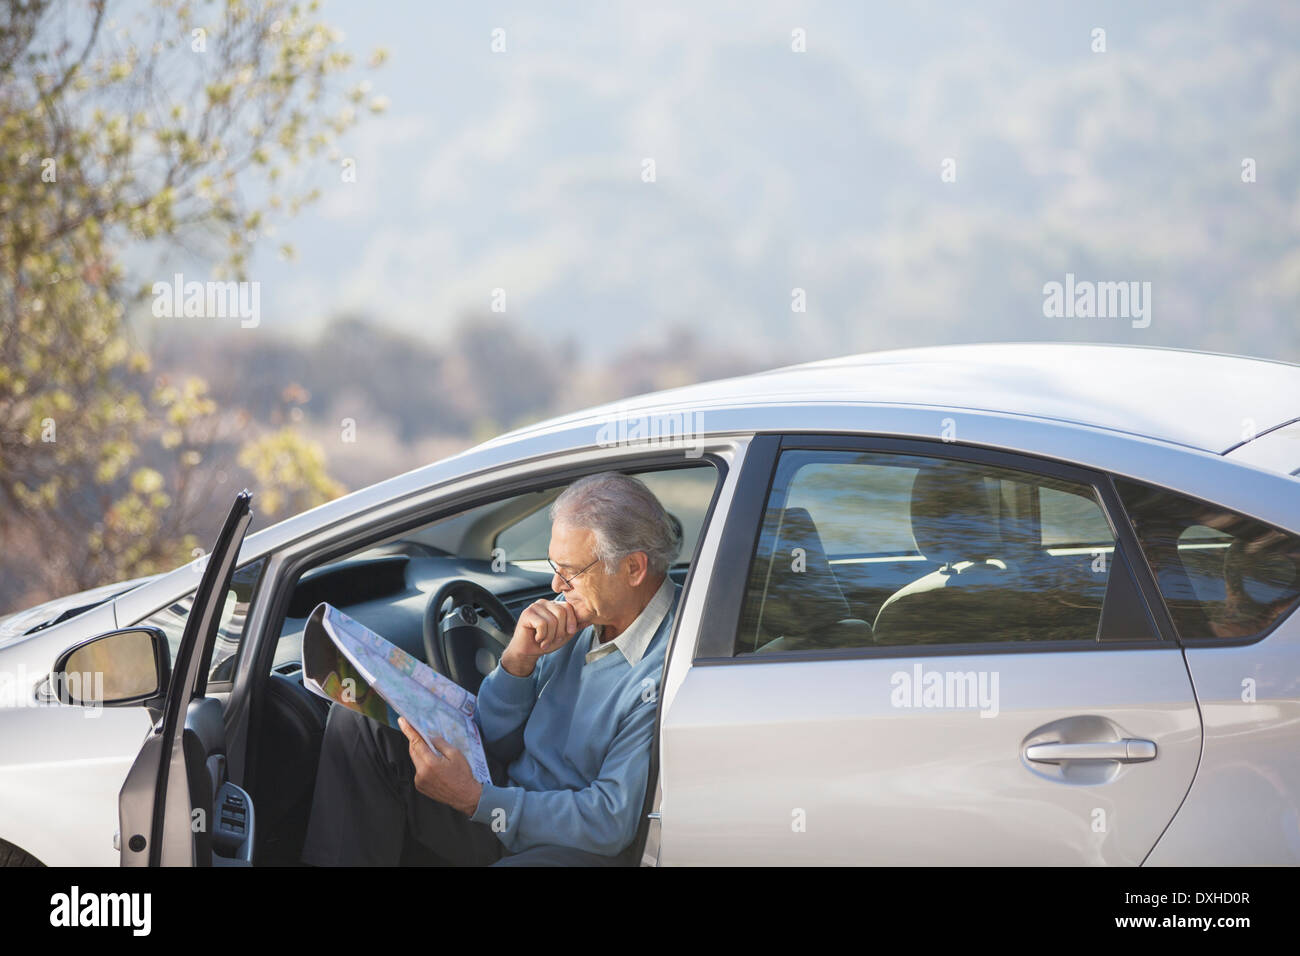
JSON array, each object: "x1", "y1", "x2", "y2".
[
  {"x1": 0, "y1": 0, "x2": 383, "y2": 600},
  {"x1": 236, "y1": 426, "x2": 344, "y2": 518}
]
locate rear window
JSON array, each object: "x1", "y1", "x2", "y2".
[{"x1": 1115, "y1": 479, "x2": 1300, "y2": 641}]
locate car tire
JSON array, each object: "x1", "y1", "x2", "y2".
[{"x1": 0, "y1": 838, "x2": 44, "y2": 867}]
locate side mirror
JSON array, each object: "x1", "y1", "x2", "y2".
[{"x1": 51, "y1": 626, "x2": 172, "y2": 707}]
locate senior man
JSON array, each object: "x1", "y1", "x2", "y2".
[{"x1": 299, "y1": 471, "x2": 682, "y2": 866}]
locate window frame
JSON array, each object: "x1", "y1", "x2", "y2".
[{"x1": 693, "y1": 432, "x2": 1178, "y2": 663}]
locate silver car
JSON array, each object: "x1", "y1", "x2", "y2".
[{"x1": 2, "y1": 342, "x2": 1298, "y2": 866}]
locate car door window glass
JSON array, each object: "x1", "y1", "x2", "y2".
[
  {"x1": 1115, "y1": 478, "x2": 1300, "y2": 641},
  {"x1": 1041, "y1": 485, "x2": 1115, "y2": 548},
  {"x1": 736, "y1": 450, "x2": 1131, "y2": 653}
]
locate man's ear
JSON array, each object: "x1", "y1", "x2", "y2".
[{"x1": 625, "y1": 551, "x2": 649, "y2": 588}]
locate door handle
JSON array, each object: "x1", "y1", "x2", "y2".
[{"x1": 1025, "y1": 738, "x2": 1156, "y2": 764}]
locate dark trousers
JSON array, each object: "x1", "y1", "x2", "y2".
[{"x1": 300, "y1": 702, "x2": 635, "y2": 866}]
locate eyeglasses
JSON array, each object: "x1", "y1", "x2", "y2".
[{"x1": 548, "y1": 556, "x2": 600, "y2": 590}]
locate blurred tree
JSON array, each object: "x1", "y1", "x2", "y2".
[
  {"x1": 236, "y1": 426, "x2": 344, "y2": 518},
  {"x1": 0, "y1": 0, "x2": 384, "y2": 601}
]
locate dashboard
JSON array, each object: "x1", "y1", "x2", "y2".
[{"x1": 270, "y1": 553, "x2": 556, "y2": 675}]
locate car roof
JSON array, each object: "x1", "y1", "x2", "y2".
[{"x1": 488, "y1": 342, "x2": 1300, "y2": 455}]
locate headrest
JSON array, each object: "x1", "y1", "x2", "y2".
[
  {"x1": 754, "y1": 506, "x2": 851, "y2": 641},
  {"x1": 909, "y1": 464, "x2": 999, "y2": 566}
]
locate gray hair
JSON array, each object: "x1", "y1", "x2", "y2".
[{"x1": 549, "y1": 472, "x2": 682, "y2": 577}]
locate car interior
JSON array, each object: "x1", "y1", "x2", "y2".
[{"x1": 245, "y1": 462, "x2": 720, "y2": 866}]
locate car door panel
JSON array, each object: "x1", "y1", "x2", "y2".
[
  {"x1": 119, "y1": 491, "x2": 254, "y2": 866},
  {"x1": 660, "y1": 650, "x2": 1200, "y2": 864},
  {"x1": 1147, "y1": 612, "x2": 1300, "y2": 863},
  {"x1": 658, "y1": 434, "x2": 1203, "y2": 865}
]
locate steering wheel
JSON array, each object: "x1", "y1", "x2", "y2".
[{"x1": 422, "y1": 579, "x2": 517, "y2": 693}]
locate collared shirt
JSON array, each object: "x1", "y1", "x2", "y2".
[{"x1": 584, "y1": 574, "x2": 675, "y2": 667}]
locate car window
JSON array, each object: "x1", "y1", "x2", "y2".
[
  {"x1": 493, "y1": 465, "x2": 715, "y2": 570},
  {"x1": 734, "y1": 449, "x2": 1151, "y2": 654},
  {"x1": 782, "y1": 461, "x2": 918, "y2": 555},
  {"x1": 1115, "y1": 478, "x2": 1300, "y2": 641},
  {"x1": 1041, "y1": 485, "x2": 1115, "y2": 548},
  {"x1": 133, "y1": 558, "x2": 266, "y2": 684}
]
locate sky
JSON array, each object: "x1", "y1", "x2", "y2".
[{"x1": 139, "y1": 0, "x2": 1300, "y2": 365}]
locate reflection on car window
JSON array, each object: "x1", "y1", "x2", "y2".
[
  {"x1": 1040, "y1": 486, "x2": 1115, "y2": 547},
  {"x1": 134, "y1": 558, "x2": 265, "y2": 683},
  {"x1": 1116, "y1": 479, "x2": 1300, "y2": 640},
  {"x1": 735, "y1": 450, "x2": 1142, "y2": 654}
]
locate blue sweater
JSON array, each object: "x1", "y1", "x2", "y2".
[{"x1": 469, "y1": 583, "x2": 681, "y2": 856}]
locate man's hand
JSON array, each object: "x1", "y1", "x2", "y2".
[
  {"x1": 397, "y1": 716, "x2": 483, "y2": 817},
  {"x1": 500, "y1": 598, "x2": 580, "y2": 677}
]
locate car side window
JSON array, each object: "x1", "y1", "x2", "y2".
[
  {"x1": 735, "y1": 449, "x2": 1150, "y2": 654},
  {"x1": 133, "y1": 558, "x2": 266, "y2": 684},
  {"x1": 1115, "y1": 478, "x2": 1300, "y2": 641},
  {"x1": 492, "y1": 466, "x2": 715, "y2": 566}
]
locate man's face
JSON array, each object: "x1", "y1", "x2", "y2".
[{"x1": 548, "y1": 521, "x2": 627, "y2": 628}]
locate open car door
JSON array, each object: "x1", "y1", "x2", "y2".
[{"x1": 117, "y1": 490, "x2": 255, "y2": 866}]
